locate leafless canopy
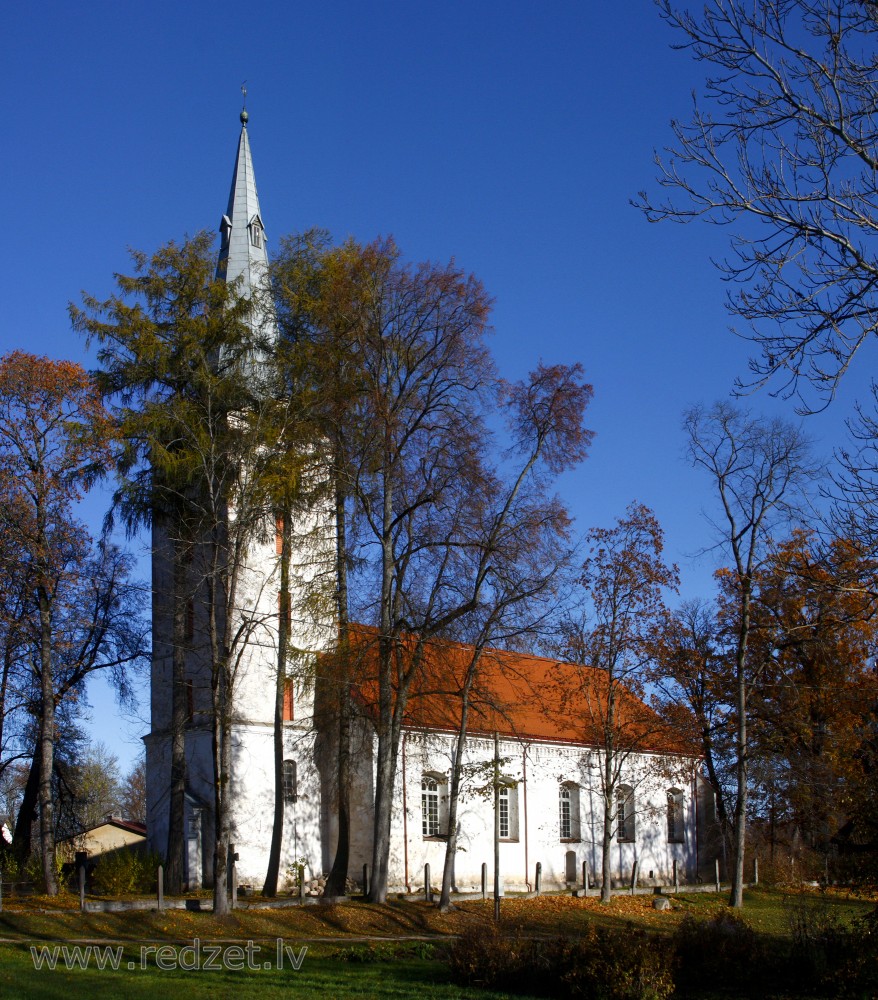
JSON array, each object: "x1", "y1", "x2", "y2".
[{"x1": 637, "y1": 1, "x2": 878, "y2": 410}]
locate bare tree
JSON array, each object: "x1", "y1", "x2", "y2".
[
  {"x1": 562, "y1": 503, "x2": 679, "y2": 903},
  {"x1": 685, "y1": 401, "x2": 818, "y2": 906},
  {"x1": 637, "y1": 0, "x2": 878, "y2": 410}
]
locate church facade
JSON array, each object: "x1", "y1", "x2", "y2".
[{"x1": 144, "y1": 113, "x2": 711, "y2": 896}]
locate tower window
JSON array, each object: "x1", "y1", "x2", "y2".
[{"x1": 250, "y1": 222, "x2": 263, "y2": 248}]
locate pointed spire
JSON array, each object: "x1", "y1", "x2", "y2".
[
  {"x1": 216, "y1": 105, "x2": 277, "y2": 356},
  {"x1": 217, "y1": 106, "x2": 270, "y2": 299}
]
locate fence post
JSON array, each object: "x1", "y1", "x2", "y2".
[
  {"x1": 362, "y1": 863, "x2": 369, "y2": 898},
  {"x1": 715, "y1": 859, "x2": 721, "y2": 893},
  {"x1": 754, "y1": 857, "x2": 759, "y2": 886},
  {"x1": 582, "y1": 861, "x2": 589, "y2": 895},
  {"x1": 157, "y1": 864, "x2": 164, "y2": 911},
  {"x1": 424, "y1": 863, "x2": 431, "y2": 903},
  {"x1": 630, "y1": 860, "x2": 638, "y2": 896},
  {"x1": 79, "y1": 864, "x2": 86, "y2": 912},
  {"x1": 0, "y1": 867, "x2": 3, "y2": 913},
  {"x1": 481, "y1": 862, "x2": 487, "y2": 900},
  {"x1": 673, "y1": 859, "x2": 679, "y2": 894},
  {"x1": 228, "y1": 843, "x2": 238, "y2": 910},
  {"x1": 298, "y1": 865, "x2": 305, "y2": 902},
  {"x1": 534, "y1": 862, "x2": 542, "y2": 896}
]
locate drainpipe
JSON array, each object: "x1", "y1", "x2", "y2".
[
  {"x1": 523, "y1": 746, "x2": 531, "y2": 891},
  {"x1": 402, "y1": 733, "x2": 410, "y2": 892}
]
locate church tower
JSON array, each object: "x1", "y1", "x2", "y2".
[{"x1": 144, "y1": 108, "x2": 330, "y2": 891}]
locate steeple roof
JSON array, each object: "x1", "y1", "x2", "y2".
[
  {"x1": 217, "y1": 110, "x2": 272, "y2": 322},
  {"x1": 216, "y1": 111, "x2": 277, "y2": 352}
]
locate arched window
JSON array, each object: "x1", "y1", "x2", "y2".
[
  {"x1": 283, "y1": 759, "x2": 297, "y2": 803},
  {"x1": 559, "y1": 782, "x2": 581, "y2": 840},
  {"x1": 422, "y1": 774, "x2": 444, "y2": 837},
  {"x1": 667, "y1": 788, "x2": 685, "y2": 843},
  {"x1": 616, "y1": 784, "x2": 635, "y2": 842}
]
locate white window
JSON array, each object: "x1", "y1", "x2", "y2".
[
  {"x1": 422, "y1": 776, "x2": 441, "y2": 837},
  {"x1": 283, "y1": 759, "x2": 297, "y2": 803},
  {"x1": 559, "y1": 782, "x2": 581, "y2": 840},
  {"x1": 498, "y1": 778, "x2": 519, "y2": 841},
  {"x1": 667, "y1": 788, "x2": 685, "y2": 843},
  {"x1": 616, "y1": 784, "x2": 635, "y2": 842},
  {"x1": 250, "y1": 221, "x2": 263, "y2": 248}
]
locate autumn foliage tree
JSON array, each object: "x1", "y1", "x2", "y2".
[
  {"x1": 0, "y1": 352, "x2": 147, "y2": 893},
  {"x1": 745, "y1": 530, "x2": 878, "y2": 859}
]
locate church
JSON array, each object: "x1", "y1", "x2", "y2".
[{"x1": 144, "y1": 110, "x2": 712, "y2": 896}]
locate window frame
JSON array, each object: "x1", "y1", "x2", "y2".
[
  {"x1": 616, "y1": 784, "x2": 635, "y2": 843},
  {"x1": 667, "y1": 787, "x2": 685, "y2": 844}
]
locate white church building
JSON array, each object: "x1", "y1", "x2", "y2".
[{"x1": 144, "y1": 111, "x2": 712, "y2": 895}]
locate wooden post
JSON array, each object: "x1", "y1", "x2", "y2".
[
  {"x1": 424, "y1": 863, "x2": 431, "y2": 903},
  {"x1": 362, "y1": 864, "x2": 369, "y2": 897},
  {"x1": 157, "y1": 865, "x2": 164, "y2": 911},
  {"x1": 228, "y1": 844, "x2": 238, "y2": 910},
  {"x1": 673, "y1": 859, "x2": 679, "y2": 894},
  {"x1": 298, "y1": 864, "x2": 305, "y2": 902},
  {"x1": 582, "y1": 860, "x2": 589, "y2": 895},
  {"x1": 630, "y1": 860, "x2": 638, "y2": 896},
  {"x1": 534, "y1": 862, "x2": 542, "y2": 896},
  {"x1": 754, "y1": 857, "x2": 759, "y2": 886},
  {"x1": 0, "y1": 867, "x2": 3, "y2": 913},
  {"x1": 481, "y1": 862, "x2": 487, "y2": 900},
  {"x1": 715, "y1": 858, "x2": 721, "y2": 892},
  {"x1": 79, "y1": 864, "x2": 86, "y2": 912}
]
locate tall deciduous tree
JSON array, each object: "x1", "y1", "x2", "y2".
[
  {"x1": 73, "y1": 235, "x2": 299, "y2": 914},
  {"x1": 562, "y1": 503, "x2": 679, "y2": 903},
  {"x1": 685, "y1": 401, "x2": 818, "y2": 906},
  {"x1": 744, "y1": 530, "x2": 878, "y2": 857},
  {"x1": 0, "y1": 352, "x2": 145, "y2": 892},
  {"x1": 434, "y1": 362, "x2": 593, "y2": 911},
  {"x1": 651, "y1": 598, "x2": 735, "y2": 862},
  {"x1": 637, "y1": 0, "x2": 878, "y2": 410}
]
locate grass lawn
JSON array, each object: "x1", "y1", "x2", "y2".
[{"x1": 0, "y1": 887, "x2": 873, "y2": 999}]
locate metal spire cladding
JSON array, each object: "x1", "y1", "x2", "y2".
[{"x1": 217, "y1": 108, "x2": 275, "y2": 343}]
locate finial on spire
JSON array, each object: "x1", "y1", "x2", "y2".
[{"x1": 240, "y1": 82, "x2": 248, "y2": 125}]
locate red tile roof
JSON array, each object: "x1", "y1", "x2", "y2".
[{"x1": 331, "y1": 626, "x2": 694, "y2": 756}]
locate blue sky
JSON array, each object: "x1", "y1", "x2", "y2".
[{"x1": 2, "y1": 1, "x2": 870, "y2": 771}]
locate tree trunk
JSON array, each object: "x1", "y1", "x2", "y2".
[
  {"x1": 12, "y1": 753, "x2": 40, "y2": 859},
  {"x1": 212, "y1": 683, "x2": 231, "y2": 916},
  {"x1": 37, "y1": 585, "x2": 57, "y2": 895},
  {"x1": 263, "y1": 511, "x2": 292, "y2": 897},
  {"x1": 729, "y1": 581, "x2": 751, "y2": 909},
  {"x1": 439, "y1": 667, "x2": 477, "y2": 911},
  {"x1": 601, "y1": 752, "x2": 613, "y2": 904},
  {"x1": 325, "y1": 485, "x2": 352, "y2": 899},
  {"x1": 165, "y1": 536, "x2": 188, "y2": 894}
]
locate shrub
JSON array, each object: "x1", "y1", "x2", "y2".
[
  {"x1": 786, "y1": 895, "x2": 878, "y2": 998},
  {"x1": 673, "y1": 909, "x2": 762, "y2": 994},
  {"x1": 448, "y1": 920, "x2": 675, "y2": 1000},
  {"x1": 92, "y1": 849, "x2": 163, "y2": 895}
]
